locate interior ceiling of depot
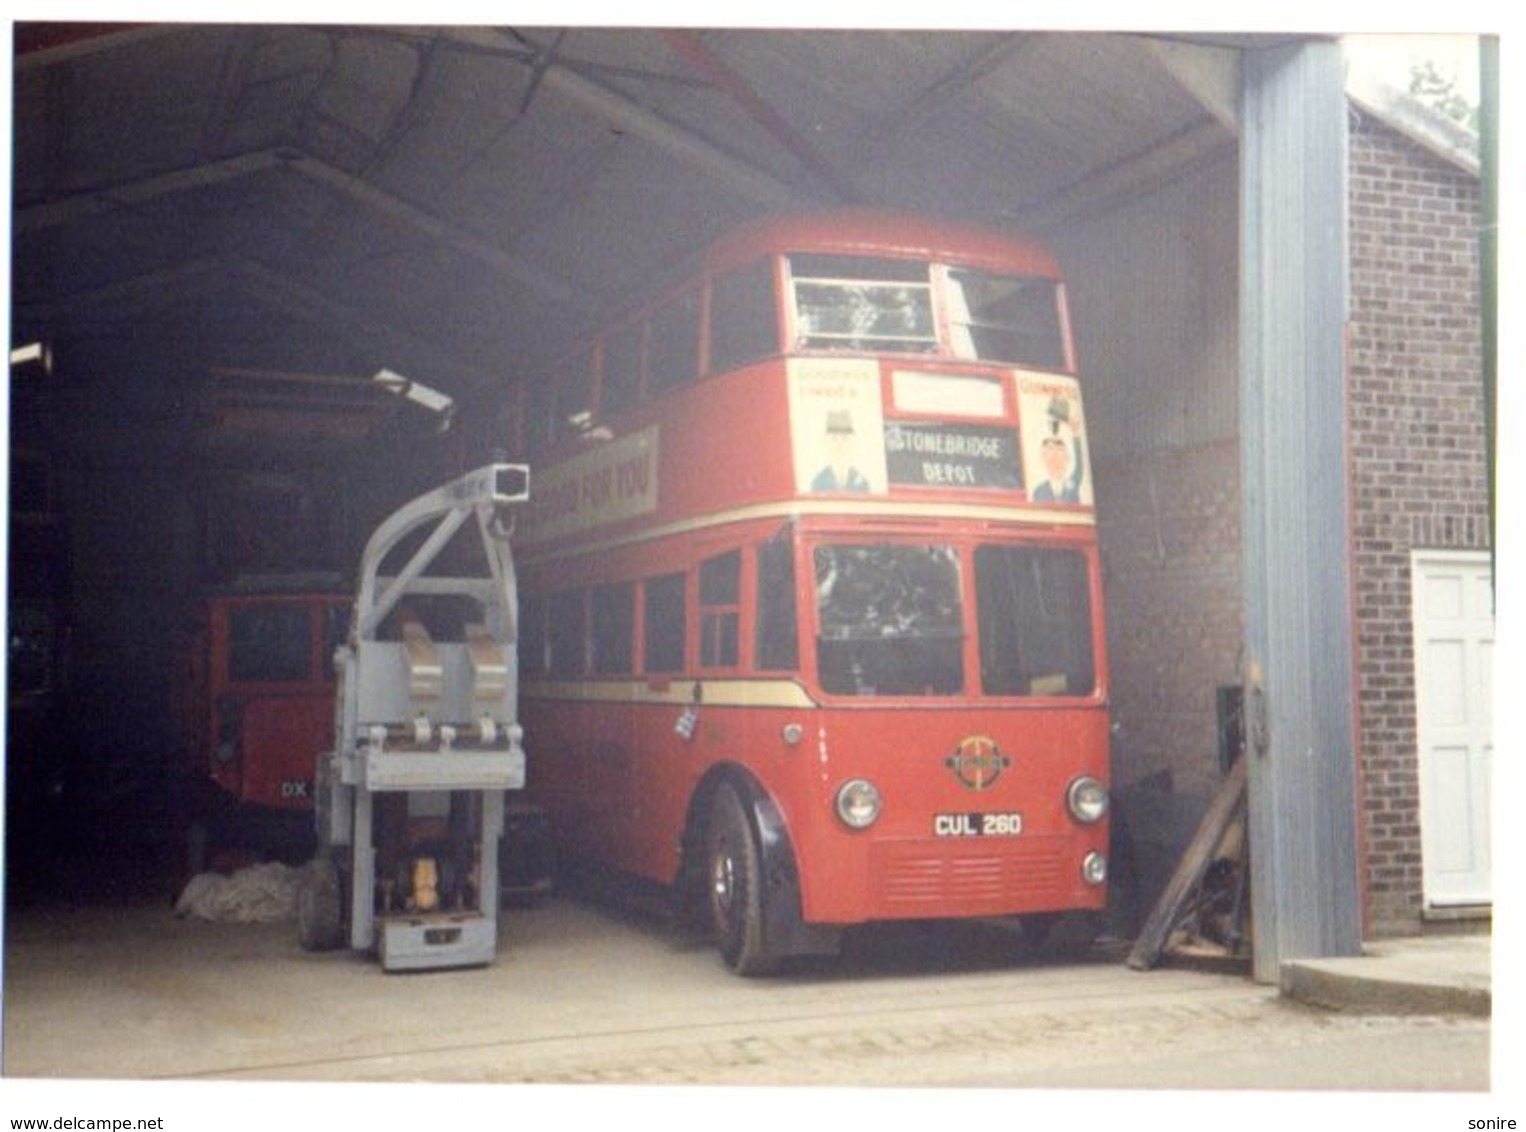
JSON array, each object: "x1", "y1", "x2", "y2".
[{"x1": 10, "y1": 24, "x2": 1267, "y2": 452}]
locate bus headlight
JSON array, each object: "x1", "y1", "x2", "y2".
[
  {"x1": 1082, "y1": 851, "x2": 1108, "y2": 886},
  {"x1": 1066, "y1": 776, "x2": 1109, "y2": 823},
  {"x1": 835, "y1": 778, "x2": 882, "y2": 829}
]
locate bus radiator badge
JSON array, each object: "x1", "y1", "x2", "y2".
[{"x1": 945, "y1": 736, "x2": 1010, "y2": 791}]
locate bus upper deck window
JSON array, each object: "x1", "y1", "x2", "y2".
[
  {"x1": 554, "y1": 349, "x2": 596, "y2": 441},
  {"x1": 649, "y1": 291, "x2": 701, "y2": 396},
  {"x1": 601, "y1": 322, "x2": 644, "y2": 415},
  {"x1": 788, "y1": 254, "x2": 936, "y2": 354},
  {"x1": 945, "y1": 268, "x2": 1066, "y2": 369},
  {"x1": 709, "y1": 258, "x2": 778, "y2": 374},
  {"x1": 524, "y1": 378, "x2": 556, "y2": 455}
]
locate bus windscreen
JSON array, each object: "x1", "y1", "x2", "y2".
[
  {"x1": 975, "y1": 545, "x2": 1095, "y2": 697},
  {"x1": 814, "y1": 544, "x2": 963, "y2": 696}
]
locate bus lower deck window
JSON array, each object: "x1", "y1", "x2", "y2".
[
  {"x1": 700, "y1": 550, "x2": 741, "y2": 668},
  {"x1": 643, "y1": 573, "x2": 686, "y2": 673}
]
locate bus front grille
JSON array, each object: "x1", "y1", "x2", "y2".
[{"x1": 875, "y1": 841, "x2": 1066, "y2": 909}]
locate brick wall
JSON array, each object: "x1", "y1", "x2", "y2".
[
  {"x1": 1348, "y1": 112, "x2": 1488, "y2": 935},
  {"x1": 1095, "y1": 439, "x2": 1242, "y2": 805},
  {"x1": 1095, "y1": 110, "x2": 1485, "y2": 938}
]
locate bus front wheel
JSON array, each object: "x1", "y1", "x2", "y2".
[{"x1": 706, "y1": 783, "x2": 778, "y2": 976}]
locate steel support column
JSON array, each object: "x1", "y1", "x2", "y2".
[{"x1": 1239, "y1": 39, "x2": 1364, "y2": 983}]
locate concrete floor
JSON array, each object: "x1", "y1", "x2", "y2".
[
  {"x1": 4, "y1": 884, "x2": 1491, "y2": 1091},
  {"x1": 0, "y1": 825, "x2": 1502, "y2": 1132}
]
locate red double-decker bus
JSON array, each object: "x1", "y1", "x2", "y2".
[{"x1": 511, "y1": 210, "x2": 1109, "y2": 973}]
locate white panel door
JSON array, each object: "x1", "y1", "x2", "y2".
[{"x1": 1412, "y1": 551, "x2": 1494, "y2": 907}]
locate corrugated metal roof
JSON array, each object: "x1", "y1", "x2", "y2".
[{"x1": 11, "y1": 24, "x2": 1255, "y2": 451}]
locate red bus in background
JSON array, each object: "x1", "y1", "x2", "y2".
[
  {"x1": 512, "y1": 210, "x2": 1109, "y2": 973},
  {"x1": 180, "y1": 587, "x2": 349, "y2": 866}
]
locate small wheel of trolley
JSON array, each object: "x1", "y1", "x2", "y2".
[{"x1": 297, "y1": 853, "x2": 345, "y2": 952}]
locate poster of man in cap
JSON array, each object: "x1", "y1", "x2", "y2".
[
  {"x1": 787, "y1": 358, "x2": 887, "y2": 494},
  {"x1": 811, "y1": 408, "x2": 873, "y2": 492},
  {"x1": 1019, "y1": 374, "x2": 1092, "y2": 507}
]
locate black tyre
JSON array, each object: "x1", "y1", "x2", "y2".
[
  {"x1": 705, "y1": 783, "x2": 778, "y2": 976},
  {"x1": 296, "y1": 854, "x2": 346, "y2": 952}
]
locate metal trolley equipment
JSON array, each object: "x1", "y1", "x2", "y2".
[{"x1": 298, "y1": 464, "x2": 530, "y2": 971}]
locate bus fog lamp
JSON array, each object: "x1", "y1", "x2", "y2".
[
  {"x1": 835, "y1": 778, "x2": 882, "y2": 829},
  {"x1": 1082, "y1": 851, "x2": 1108, "y2": 886},
  {"x1": 1066, "y1": 776, "x2": 1109, "y2": 823}
]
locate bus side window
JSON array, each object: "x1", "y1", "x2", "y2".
[
  {"x1": 755, "y1": 538, "x2": 798, "y2": 670},
  {"x1": 699, "y1": 550, "x2": 741, "y2": 668},
  {"x1": 648, "y1": 291, "x2": 700, "y2": 397},
  {"x1": 524, "y1": 377, "x2": 556, "y2": 456},
  {"x1": 643, "y1": 573, "x2": 686, "y2": 673},
  {"x1": 555, "y1": 348, "x2": 597, "y2": 440},
  {"x1": 547, "y1": 589, "x2": 587, "y2": 678},
  {"x1": 601, "y1": 322, "x2": 644, "y2": 416},
  {"x1": 520, "y1": 594, "x2": 549, "y2": 678},
  {"x1": 321, "y1": 603, "x2": 349, "y2": 667},
  {"x1": 590, "y1": 581, "x2": 635, "y2": 675},
  {"x1": 709, "y1": 258, "x2": 778, "y2": 375}
]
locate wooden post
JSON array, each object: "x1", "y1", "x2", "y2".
[{"x1": 1127, "y1": 756, "x2": 1247, "y2": 971}]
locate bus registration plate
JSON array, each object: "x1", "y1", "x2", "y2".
[{"x1": 933, "y1": 813, "x2": 1023, "y2": 837}]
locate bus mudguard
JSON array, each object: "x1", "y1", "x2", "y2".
[{"x1": 736, "y1": 776, "x2": 842, "y2": 961}]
